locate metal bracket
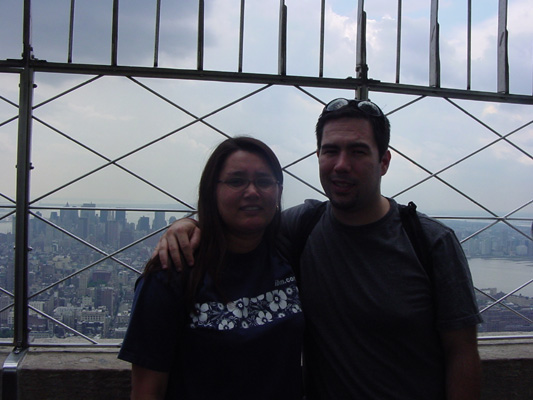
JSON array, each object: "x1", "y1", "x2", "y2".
[{"x1": 2, "y1": 347, "x2": 28, "y2": 400}]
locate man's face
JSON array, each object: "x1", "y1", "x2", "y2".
[{"x1": 318, "y1": 117, "x2": 390, "y2": 215}]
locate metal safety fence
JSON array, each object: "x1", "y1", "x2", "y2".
[{"x1": 0, "y1": 0, "x2": 532, "y2": 360}]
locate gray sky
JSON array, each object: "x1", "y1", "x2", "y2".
[{"x1": 0, "y1": 0, "x2": 532, "y2": 220}]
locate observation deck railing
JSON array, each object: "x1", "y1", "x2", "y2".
[{"x1": 0, "y1": 2, "x2": 532, "y2": 393}]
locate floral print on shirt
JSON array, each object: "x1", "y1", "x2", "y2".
[{"x1": 190, "y1": 283, "x2": 302, "y2": 330}]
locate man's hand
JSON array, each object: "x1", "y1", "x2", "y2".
[{"x1": 151, "y1": 218, "x2": 201, "y2": 270}]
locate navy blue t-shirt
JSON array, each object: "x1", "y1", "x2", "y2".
[{"x1": 118, "y1": 241, "x2": 304, "y2": 399}]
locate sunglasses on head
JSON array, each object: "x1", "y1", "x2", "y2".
[{"x1": 323, "y1": 98, "x2": 383, "y2": 117}]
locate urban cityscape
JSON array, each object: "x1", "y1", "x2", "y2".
[{"x1": 0, "y1": 201, "x2": 532, "y2": 342}]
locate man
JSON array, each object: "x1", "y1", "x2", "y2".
[{"x1": 156, "y1": 98, "x2": 482, "y2": 399}]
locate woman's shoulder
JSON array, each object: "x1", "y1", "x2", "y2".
[{"x1": 137, "y1": 268, "x2": 188, "y2": 299}]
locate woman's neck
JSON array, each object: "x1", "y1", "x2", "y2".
[{"x1": 226, "y1": 232, "x2": 264, "y2": 253}]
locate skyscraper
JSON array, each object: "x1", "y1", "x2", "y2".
[{"x1": 152, "y1": 211, "x2": 166, "y2": 231}]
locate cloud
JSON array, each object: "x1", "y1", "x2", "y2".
[
  {"x1": 0, "y1": 0, "x2": 531, "y2": 217},
  {"x1": 25, "y1": 0, "x2": 199, "y2": 67}
]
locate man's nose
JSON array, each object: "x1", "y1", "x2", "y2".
[{"x1": 334, "y1": 152, "x2": 351, "y2": 172}]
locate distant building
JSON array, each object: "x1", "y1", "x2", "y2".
[
  {"x1": 106, "y1": 220, "x2": 120, "y2": 247},
  {"x1": 152, "y1": 211, "x2": 166, "y2": 231},
  {"x1": 80, "y1": 203, "x2": 97, "y2": 222},
  {"x1": 137, "y1": 216, "x2": 150, "y2": 232},
  {"x1": 60, "y1": 203, "x2": 79, "y2": 227},
  {"x1": 115, "y1": 210, "x2": 127, "y2": 227},
  {"x1": 99, "y1": 209, "x2": 110, "y2": 223},
  {"x1": 119, "y1": 229, "x2": 134, "y2": 248}
]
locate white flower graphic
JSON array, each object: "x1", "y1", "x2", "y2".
[
  {"x1": 189, "y1": 283, "x2": 300, "y2": 331},
  {"x1": 227, "y1": 298, "x2": 249, "y2": 318},
  {"x1": 218, "y1": 319, "x2": 235, "y2": 330},
  {"x1": 256, "y1": 311, "x2": 273, "y2": 325},
  {"x1": 267, "y1": 289, "x2": 287, "y2": 312},
  {"x1": 193, "y1": 303, "x2": 210, "y2": 323}
]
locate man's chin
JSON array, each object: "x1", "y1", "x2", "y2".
[{"x1": 329, "y1": 197, "x2": 359, "y2": 211}]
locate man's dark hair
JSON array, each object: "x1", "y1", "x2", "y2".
[{"x1": 315, "y1": 100, "x2": 391, "y2": 159}]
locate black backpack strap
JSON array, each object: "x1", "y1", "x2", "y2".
[
  {"x1": 398, "y1": 201, "x2": 434, "y2": 284},
  {"x1": 290, "y1": 201, "x2": 328, "y2": 279}
]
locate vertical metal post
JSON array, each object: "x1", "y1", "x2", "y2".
[
  {"x1": 197, "y1": 0, "x2": 205, "y2": 71},
  {"x1": 14, "y1": 0, "x2": 34, "y2": 353},
  {"x1": 111, "y1": 0, "x2": 119, "y2": 66},
  {"x1": 154, "y1": 0, "x2": 161, "y2": 67},
  {"x1": 319, "y1": 0, "x2": 325, "y2": 77},
  {"x1": 395, "y1": 0, "x2": 402, "y2": 83},
  {"x1": 355, "y1": 0, "x2": 368, "y2": 100},
  {"x1": 3, "y1": 3, "x2": 34, "y2": 394},
  {"x1": 466, "y1": 0, "x2": 472, "y2": 90},
  {"x1": 278, "y1": 0, "x2": 287, "y2": 76},
  {"x1": 429, "y1": 0, "x2": 440, "y2": 87},
  {"x1": 68, "y1": 0, "x2": 75, "y2": 63},
  {"x1": 238, "y1": 0, "x2": 245, "y2": 73},
  {"x1": 497, "y1": 0, "x2": 509, "y2": 94}
]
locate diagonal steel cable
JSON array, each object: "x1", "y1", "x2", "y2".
[
  {"x1": 281, "y1": 150, "x2": 326, "y2": 197},
  {"x1": 0, "y1": 193, "x2": 16, "y2": 203},
  {"x1": 390, "y1": 139, "x2": 533, "y2": 242},
  {"x1": 27, "y1": 211, "x2": 174, "y2": 299},
  {"x1": 28, "y1": 305, "x2": 98, "y2": 344},
  {"x1": 460, "y1": 200, "x2": 533, "y2": 244},
  {"x1": 283, "y1": 169, "x2": 326, "y2": 197},
  {"x1": 0, "y1": 76, "x2": 103, "y2": 127},
  {"x1": 32, "y1": 75, "x2": 103, "y2": 110},
  {"x1": 128, "y1": 77, "x2": 271, "y2": 141},
  {"x1": 386, "y1": 116, "x2": 533, "y2": 238},
  {"x1": 29, "y1": 83, "x2": 272, "y2": 206},
  {"x1": 0, "y1": 209, "x2": 16, "y2": 222},
  {"x1": 0, "y1": 286, "x2": 13, "y2": 296},
  {"x1": 475, "y1": 287, "x2": 533, "y2": 323},
  {"x1": 0, "y1": 285, "x2": 16, "y2": 320},
  {"x1": 446, "y1": 98, "x2": 533, "y2": 161},
  {"x1": 388, "y1": 99, "x2": 532, "y2": 207},
  {"x1": 32, "y1": 116, "x2": 196, "y2": 210},
  {"x1": 0, "y1": 95, "x2": 18, "y2": 108},
  {"x1": 0, "y1": 113, "x2": 18, "y2": 129},
  {"x1": 481, "y1": 277, "x2": 533, "y2": 315}
]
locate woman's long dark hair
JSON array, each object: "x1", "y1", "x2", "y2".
[{"x1": 144, "y1": 136, "x2": 284, "y2": 311}]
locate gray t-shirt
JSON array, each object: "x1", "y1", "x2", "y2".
[{"x1": 280, "y1": 198, "x2": 481, "y2": 400}]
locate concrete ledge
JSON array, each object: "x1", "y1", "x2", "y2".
[
  {"x1": 478, "y1": 339, "x2": 533, "y2": 400},
  {"x1": 0, "y1": 341, "x2": 531, "y2": 399},
  {"x1": 18, "y1": 348, "x2": 131, "y2": 400}
]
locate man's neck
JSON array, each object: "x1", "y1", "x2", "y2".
[{"x1": 331, "y1": 196, "x2": 390, "y2": 226}]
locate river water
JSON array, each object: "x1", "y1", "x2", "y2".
[{"x1": 468, "y1": 258, "x2": 533, "y2": 297}]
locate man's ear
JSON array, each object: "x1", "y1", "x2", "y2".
[{"x1": 380, "y1": 150, "x2": 391, "y2": 176}]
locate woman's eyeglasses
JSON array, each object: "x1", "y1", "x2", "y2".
[
  {"x1": 218, "y1": 177, "x2": 279, "y2": 192},
  {"x1": 323, "y1": 98, "x2": 383, "y2": 117}
]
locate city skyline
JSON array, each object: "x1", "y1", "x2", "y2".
[{"x1": 1, "y1": 196, "x2": 532, "y2": 340}]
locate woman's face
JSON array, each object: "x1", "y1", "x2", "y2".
[{"x1": 216, "y1": 150, "x2": 281, "y2": 239}]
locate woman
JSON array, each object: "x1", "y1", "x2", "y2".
[{"x1": 118, "y1": 137, "x2": 304, "y2": 399}]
